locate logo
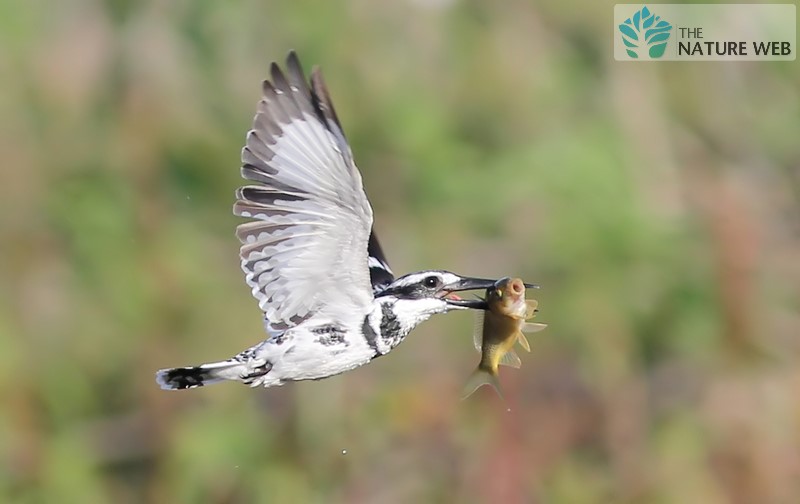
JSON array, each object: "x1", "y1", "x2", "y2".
[
  {"x1": 614, "y1": 4, "x2": 795, "y2": 61},
  {"x1": 618, "y1": 6, "x2": 672, "y2": 59}
]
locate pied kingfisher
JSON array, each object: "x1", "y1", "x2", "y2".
[{"x1": 156, "y1": 52, "x2": 501, "y2": 390}]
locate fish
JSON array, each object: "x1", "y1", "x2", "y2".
[{"x1": 462, "y1": 277, "x2": 547, "y2": 399}]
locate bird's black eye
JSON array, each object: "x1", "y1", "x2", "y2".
[{"x1": 423, "y1": 276, "x2": 441, "y2": 289}]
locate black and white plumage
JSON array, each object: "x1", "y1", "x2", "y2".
[{"x1": 156, "y1": 52, "x2": 496, "y2": 390}]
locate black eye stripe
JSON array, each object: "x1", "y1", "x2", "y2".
[
  {"x1": 375, "y1": 272, "x2": 450, "y2": 299},
  {"x1": 378, "y1": 277, "x2": 440, "y2": 299}
]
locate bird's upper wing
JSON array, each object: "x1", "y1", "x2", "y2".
[{"x1": 235, "y1": 52, "x2": 374, "y2": 330}]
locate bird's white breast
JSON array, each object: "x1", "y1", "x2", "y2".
[{"x1": 250, "y1": 311, "x2": 377, "y2": 387}]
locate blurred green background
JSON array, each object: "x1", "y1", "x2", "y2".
[{"x1": 1, "y1": 0, "x2": 799, "y2": 502}]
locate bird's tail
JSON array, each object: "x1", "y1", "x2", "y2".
[
  {"x1": 156, "y1": 358, "x2": 272, "y2": 390},
  {"x1": 461, "y1": 367, "x2": 503, "y2": 400}
]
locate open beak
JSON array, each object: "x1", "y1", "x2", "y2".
[
  {"x1": 441, "y1": 276, "x2": 497, "y2": 309},
  {"x1": 441, "y1": 277, "x2": 541, "y2": 309}
]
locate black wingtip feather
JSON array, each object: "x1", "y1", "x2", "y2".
[
  {"x1": 269, "y1": 62, "x2": 283, "y2": 83},
  {"x1": 310, "y1": 66, "x2": 342, "y2": 128},
  {"x1": 286, "y1": 50, "x2": 302, "y2": 74},
  {"x1": 270, "y1": 62, "x2": 292, "y2": 95}
]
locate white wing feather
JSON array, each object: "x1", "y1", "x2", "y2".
[{"x1": 235, "y1": 53, "x2": 374, "y2": 329}]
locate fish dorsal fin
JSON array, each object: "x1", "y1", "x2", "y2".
[
  {"x1": 523, "y1": 322, "x2": 547, "y2": 333},
  {"x1": 499, "y1": 350, "x2": 522, "y2": 368},
  {"x1": 517, "y1": 332, "x2": 531, "y2": 352},
  {"x1": 472, "y1": 310, "x2": 485, "y2": 352},
  {"x1": 525, "y1": 300, "x2": 539, "y2": 319}
]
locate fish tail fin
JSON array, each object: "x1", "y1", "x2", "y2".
[{"x1": 461, "y1": 367, "x2": 504, "y2": 400}]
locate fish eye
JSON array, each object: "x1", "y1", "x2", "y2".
[{"x1": 423, "y1": 276, "x2": 441, "y2": 289}]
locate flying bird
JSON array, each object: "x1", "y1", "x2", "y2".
[{"x1": 156, "y1": 52, "x2": 501, "y2": 390}]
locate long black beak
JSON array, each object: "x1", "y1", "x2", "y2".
[
  {"x1": 449, "y1": 277, "x2": 497, "y2": 292},
  {"x1": 443, "y1": 276, "x2": 497, "y2": 309},
  {"x1": 444, "y1": 276, "x2": 541, "y2": 309}
]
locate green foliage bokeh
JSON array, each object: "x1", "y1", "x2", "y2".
[{"x1": 1, "y1": 0, "x2": 799, "y2": 502}]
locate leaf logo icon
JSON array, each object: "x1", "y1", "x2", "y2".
[{"x1": 619, "y1": 6, "x2": 672, "y2": 59}]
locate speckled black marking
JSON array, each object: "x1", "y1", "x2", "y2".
[
  {"x1": 269, "y1": 333, "x2": 287, "y2": 346},
  {"x1": 379, "y1": 303, "x2": 405, "y2": 349},
  {"x1": 311, "y1": 324, "x2": 345, "y2": 335},
  {"x1": 234, "y1": 347, "x2": 258, "y2": 363},
  {"x1": 362, "y1": 314, "x2": 379, "y2": 354},
  {"x1": 310, "y1": 324, "x2": 348, "y2": 346},
  {"x1": 315, "y1": 332, "x2": 347, "y2": 346}
]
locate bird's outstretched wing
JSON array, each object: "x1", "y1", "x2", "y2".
[{"x1": 235, "y1": 52, "x2": 374, "y2": 330}]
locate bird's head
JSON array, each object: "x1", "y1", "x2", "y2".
[{"x1": 375, "y1": 270, "x2": 497, "y2": 318}]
